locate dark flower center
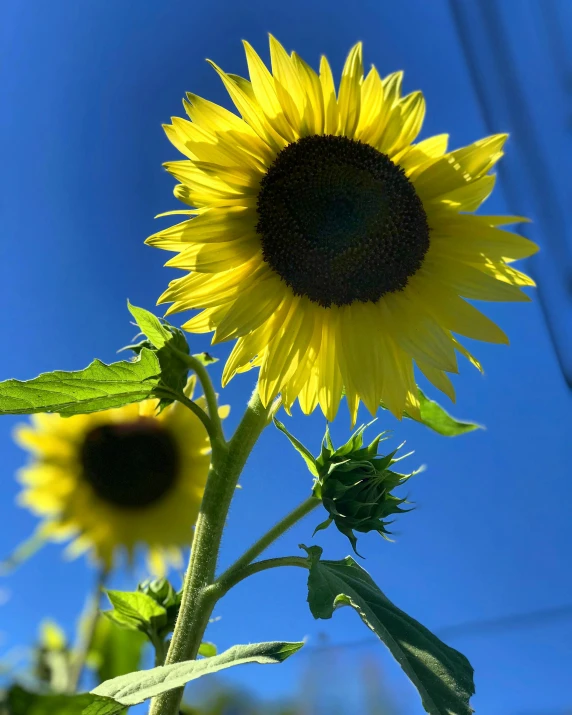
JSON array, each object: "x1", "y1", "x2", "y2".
[
  {"x1": 80, "y1": 419, "x2": 179, "y2": 509},
  {"x1": 256, "y1": 135, "x2": 430, "y2": 307}
]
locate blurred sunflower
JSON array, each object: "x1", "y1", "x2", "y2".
[
  {"x1": 148, "y1": 36, "x2": 538, "y2": 423},
  {"x1": 14, "y1": 381, "x2": 228, "y2": 574}
]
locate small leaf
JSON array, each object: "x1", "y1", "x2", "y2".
[
  {"x1": 197, "y1": 641, "x2": 217, "y2": 657},
  {"x1": 0, "y1": 349, "x2": 162, "y2": 416},
  {"x1": 5, "y1": 687, "x2": 124, "y2": 715},
  {"x1": 192, "y1": 352, "x2": 219, "y2": 365},
  {"x1": 127, "y1": 301, "x2": 174, "y2": 350},
  {"x1": 273, "y1": 418, "x2": 319, "y2": 476},
  {"x1": 409, "y1": 391, "x2": 482, "y2": 437},
  {"x1": 91, "y1": 641, "x2": 303, "y2": 707},
  {"x1": 103, "y1": 590, "x2": 167, "y2": 637},
  {"x1": 303, "y1": 545, "x2": 474, "y2": 715}
]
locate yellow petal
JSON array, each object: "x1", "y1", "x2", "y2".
[
  {"x1": 396, "y1": 134, "x2": 449, "y2": 176},
  {"x1": 338, "y1": 302, "x2": 383, "y2": 415},
  {"x1": 426, "y1": 254, "x2": 530, "y2": 302},
  {"x1": 298, "y1": 364, "x2": 320, "y2": 416},
  {"x1": 222, "y1": 299, "x2": 291, "y2": 384},
  {"x1": 416, "y1": 361, "x2": 456, "y2": 402},
  {"x1": 430, "y1": 215, "x2": 539, "y2": 261},
  {"x1": 160, "y1": 258, "x2": 266, "y2": 312},
  {"x1": 146, "y1": 207, "x2": 255, "y2": 250},
  {"x1": 165, "y1": 238, "x2": 260, "y2": 273},
  {"x1": 242, "y1": 40, "x2": 297, "y2": 142},
  {"x1": 259, "y1": 297, "x2": 316, "y2": 406},
  {"x1": 337, "y1": 42, "x2": 363, "y2": 137},
  {"x1": 213, "y1": 273, "x2": 286, "y2": 342},
  {"x1": 355, "y1": 65, "x2": 383, "y2": 141},
  {"x1": 281, "y1": 316, "x2": 322, "y2": 412},
  {"x1": 413, "y1": 134, "x2": 508, "y2": 200},
  {"x1": 410, "y1": 281, "x2": 509, "y2": 344},
  {"x1": 182, "y1": 306, "x2": 230, "y2": 333},
  {"x1": 452, "y1": 338, "x2": 483, "y2": 372},
  {"x1": 433, "y1": 174, "x2": 496, "y2": 212},
  {"x1": 207, "y1": 59, "x2": 285, "y2": 152},
  {"x1": 380, "y1": 295, "x2": 458, "y2": 371},
  {"x1": 183, "y1": 91, "x2": 259, "y2": 141},
  {"x1": 382, "y1": 91, "x2": 425, "y2": 156},
  {"x1": 317, "y1": 312, "x2": 344, "y2": 422},
  {"x1": 291, "y1": 51, "x2": 324, "y2": 135},
  {"x1": 268, "y1": 35, "x2": 304, "y2": 132},
  {"x1": 319, "y1": 56, "x2": 339, "y2": 135}
]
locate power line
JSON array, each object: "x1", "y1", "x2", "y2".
[{"x1": 302, "y1": 601, "x2": 572, "y2": 653}]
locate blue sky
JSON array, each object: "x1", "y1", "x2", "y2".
[{"x1": 1, "y1": 1, "x2": 572, "y2": 713}]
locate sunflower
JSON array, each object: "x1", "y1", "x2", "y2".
[
  {"x1": 14, "y1": 381, "x2": 228, "y2": 574},
  {"x1": 147, "y1": 37, "x2": 538, "y2": 423}
]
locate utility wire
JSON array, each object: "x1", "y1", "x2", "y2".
[{"x1": 303, "y1": 601, "x2": 572, "y2": 653}]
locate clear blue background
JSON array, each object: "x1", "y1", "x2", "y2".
[{"x1": 1, "y1": 1, "x2": 572, "y2": 713}]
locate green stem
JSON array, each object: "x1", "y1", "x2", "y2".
[
  {"x1": 152, "y1": 635, "x2": 169, "y2": 668},
  {"x1": 174, "y1": 392, "x2": 218, "y2": 445},
  {"x1": 215, "y1": 556, "x2": 309, "y2": 598},
  {"x1": 173, "y1": 349, "x2": 225, "y2": 446},
  {"x1": 67, "y1": 568, "x2": 107, "y2": 693},
  {"x1": 148, "y1": 388, "x2": 275, "y2": 715},
  {"x1": 217, "y1": 496, "x2": 320, "y2": 588}
]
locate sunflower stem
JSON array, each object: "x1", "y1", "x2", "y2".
[
  {"x1": 216, "y1": 496, "x2": 320, "y2": 590},
  {"x1": 172, "y1": 392, "x2": 218, "y2": 445},
  {"x1": 67, "y1": 567, "x2": 108, "y2": 693},
  {"x1": 172, "y1": 349, "x2": 226, "y2": 446},
  {"x1": 148, "y1": 387, "x2": 275, "y2": 715},
  {"x1": 214, "y1": 556, "x2": 309, "y2": 598}
]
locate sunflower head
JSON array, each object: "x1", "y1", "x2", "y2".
[
  {"x1": 149, "y1": 36, "x2": 538, "y2": 424},
  {"x1": 14, "y1": 382, "x2": 228, "y2": 574},
  {"x1": 313, "y1": 425, "x2": 414, "y2": 555}
]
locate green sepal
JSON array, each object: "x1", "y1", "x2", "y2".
[
  {"x1": 379, "y1": 389, "x2": 482, "y2": 436},
  {"x1": 192, "y1": 351, "x2": 218, "y2": 366},
  {"x1": 312, "y1": 515, "x2": 333, "y2": 536},
  {"x1": 273, "y1": 418, "x2": 319, "y2": 477},
  {"x1": 409, "y1": 390, "x2": 482, "y2": 436},
  {"x1": 301, "y1": 545, "x2": 475, "y2": 715}
]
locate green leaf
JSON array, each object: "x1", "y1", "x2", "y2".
[
  {"x1": 197, "y1": 641, "x2": 217, "y2": 657},
  {"x1": 409, "y1": 391, "x2": 482, "y2": 437},
  {"x1": 0, "y1": 349, "x2": 162, "y2": 416},
  {"x1": 81, "y1": 696, "x2": 127, "y2": 715},
  {"x1": 302, "y1": 545, "x2": 474, "y2": 715},
  {"x1": 273, "y1": 418, "x2": 319, "y2": 477},
  {"x1": 88, "y1": 616, "x2": 146, "y2": 683},
  {"x1": 91, "y1": 641, "x2": 303, "y2": 707},
  {"x1": 103, "y1": 590, "x2": 167, "y2": 637},
  {"x1": 127, "y1": 301, "x2": 174, "y2": 350},
  {"x1": 5, "y1": 687, "x2": 124, "y2": 715},
  {"x1": 126, "y1": 302, "x2": 191, "y2": 410}
]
